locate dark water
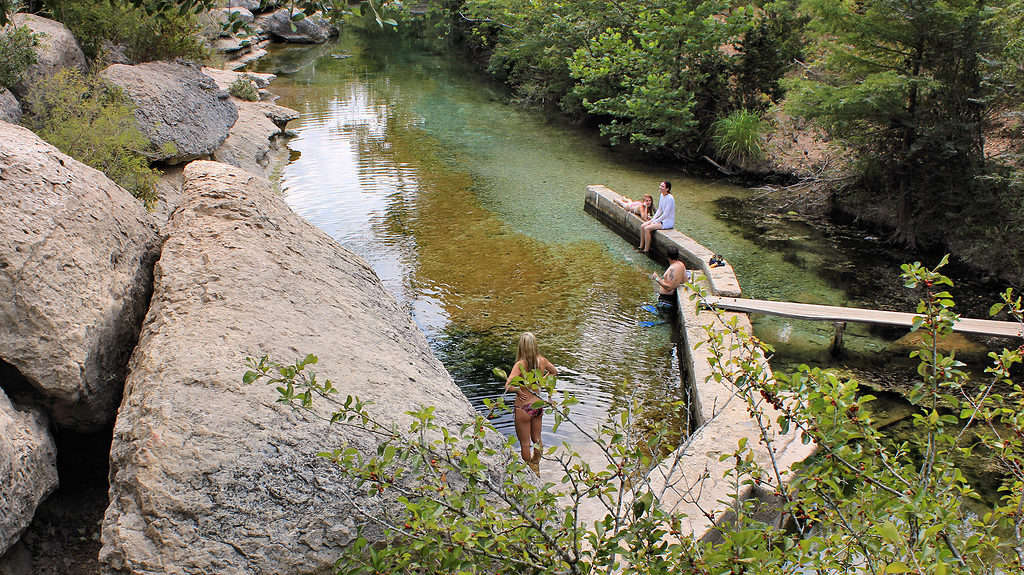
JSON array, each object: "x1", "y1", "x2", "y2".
[{"x1": 249, "y1": 33, "x2": 1014, "y2": 445}]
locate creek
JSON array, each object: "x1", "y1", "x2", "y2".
[{"x1": 249, "y1": 32, "x2": 1013, "y2": 447}]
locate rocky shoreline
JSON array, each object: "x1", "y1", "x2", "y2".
[{"x1": 0, "y1": 13, "x2": 506, "y2": 575}]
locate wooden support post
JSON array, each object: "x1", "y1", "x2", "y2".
[{"x1": 830, "y1": 321, "x2": 846, "y2": 357}]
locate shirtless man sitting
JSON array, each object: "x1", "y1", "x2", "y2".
[{"x1": 650, "y1": 246, "x2": 687, "y2": 310}]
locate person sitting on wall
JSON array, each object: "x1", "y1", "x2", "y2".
[
  {"x1": 651, "y1": 246, "x2": 687, "y2": 311},
  {"x1": 638, "y1": 181, "x2": 674, "y2": 253},
  {"x1": 614, "y1": 194, "x2": 654, "y2": 221}
]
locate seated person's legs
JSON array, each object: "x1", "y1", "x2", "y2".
[{"x1": 639, "y1": 221, "x2": 662, "y2": 252}]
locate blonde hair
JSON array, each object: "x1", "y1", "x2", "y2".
[
  {"x1": 642, "y1": 194, "x2": 654, "y2": 205},
  {"x1": 515, "y1": 332, "x2": 539, "y2": 373}
]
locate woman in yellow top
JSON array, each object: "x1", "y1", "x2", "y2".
[{"x1": 505, "y1": 332, "x2": 558, "y2": 472}]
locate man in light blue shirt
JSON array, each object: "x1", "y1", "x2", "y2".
[{"x1": 638, "y1": 181, "x2": 674, "y2": 253}]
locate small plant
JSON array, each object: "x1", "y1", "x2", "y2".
[
  {"x1": 229, "y1": 75, "x2": 259, "y2": 101},
  {"x1": 0, "y1": 25, "x2": 37, "y2": 89},
  {"x1": 711, "y1": 108, "x2": 766, "y2": 167},
  {"x1": 23, "y1": 69, "x2": 159, "y2": 208}
]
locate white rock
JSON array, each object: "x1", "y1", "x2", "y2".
[
  {"x1": 0, "y1": 122, "x2": 161, "y2": 431},
  {"x1": 0, "y1": 388, "x2": 58, "y2": 556},
  {"x1": 0, "y1": 89, "x2": 20, "y2": 125},
  {"x1": 100, "y1": 161, "x2": 490, "y2": 574}
]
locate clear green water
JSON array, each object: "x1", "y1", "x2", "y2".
[{"x1": 248, "y1": 33, "x2": 965, "y2": 443}]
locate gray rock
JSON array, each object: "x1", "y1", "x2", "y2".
[
  {"x1": 100, "y1": 161, "x2": 489, "y2": 575},
  {"x1": 261, "y1": 102, "x2": 298, "y2": 129},
  {"x1": 0, "y1": 541, "x2": 32, "y2": 575},
  {"x1": 204, "y1": 7, "x2": 255, "y2": 38},
  {"x1": 99, "y1": 40, "x2": 132, "y2": 65},
  {"x1": 151, "y1": 165, "x2": 185, "y2": 226},
  {"x1": 224, "y1": 46, "x2": 268, "y2": 71},
  {"x1": 211, "y1": 36, "x2": 246, "y2": 53},
  {"x1": 0, "y1": 121, "x2": 161, "y2": 431},
  {"x1": 257, "y1": 8, "x2": 337, "y2": 44},
  {"x1": 0, "y1": 389, "x2": 58, "y2": 556},
  {"x1": 221, "y1": 6, "x2": 255, "y2": 25},
  {"x1": 99, "y1": 62, "x2": 238, "y2": 164},
  {"x1": 193, "y1": 67, "x2": 296, "y2": 177},
  {"x1": 227, "y1": 0, "x2": 260, "y2": 13},
  {"x1": 0, "y1": 89, "x2": 20, "y2": 125},
  {"x1": 9, "y1": 14, "x2": 87, "y2": 99},
  {"x1": 200, "y1": 66, "x2": 276, "y2": 90}
]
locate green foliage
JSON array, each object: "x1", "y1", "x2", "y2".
[
  {"x1": 456, "y1": 0, "x2": 807, "y2": 161},
  {"x1": 44, "y1": 0, "x2": 208, "y2": 62},
  {"x1": 0, "y1": 24, "x2": 37, "y2": 89},
  {"x1": 733, "y1": 0, "x2": 808, "y2": 109},
  {"x1": 785, "y1": 0, "x2": 1011, "y2": 245},
  {"x1": 247, "y1": 258, "x2": 1024, "y2": 574},
  {"x1": 229, "y1": 75, "x2": 259, "y2": 101},
  {"x1": 0, "y1": 0, "x2": 13, "y2": 25},
  {"x1": 458, "y1": 0, "x2": 618, "y2": 111},
  {"x1": 711, "y1": 109, "x2": 767, "y2": 167},
  {"x1": 23, "y1": 69, "x2": 158, "y2": 208}
]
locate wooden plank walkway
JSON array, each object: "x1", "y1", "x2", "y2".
[{"x1": 703, "y1": 296, "x2": 1023, "y2": 339}]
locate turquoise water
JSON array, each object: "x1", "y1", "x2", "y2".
[{"x1": 249, "y1": 34, "x2": 945, "y2": 443}]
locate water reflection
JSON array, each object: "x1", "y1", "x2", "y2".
[
  {"x1": 253, "y1": 33, "x2": 1010, "y2": 449},
  {"x1": 255, "y1": 35, "x2": 688, "y2": 445}
]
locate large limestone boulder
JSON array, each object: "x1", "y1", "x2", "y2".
[
  {"x1": 0, "y1": 89, "x2": 19, "y2": 124},
  {"x1": 9, "y1": 14, "x2": 87, "y2": 99},
  {"x1": 100, "y1": 161, "x2": 486, "y2": 575},
  {"x1": 257, "y1": 8, "x2": 337, "y2": 43},
  {"x1": 99, "y1": 62, "x2": 238, "y2": 164},
  {"x1": 0, "y1": 122, "x2": 161, "y2": 431},
  {"x1": 0, "y1": 389, "x2": 58, "y2": 556}
]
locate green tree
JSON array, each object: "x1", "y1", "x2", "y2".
[
  {"x1": 732, "y1": 0, "x2": 808, "y2": 110},
  {"x1": 457, "y1": 0, "x2": 806, "y2": 160},
  {"x1": 248, "y1": 258, "x2": 1024, "y2": 574},
  {"x1": 785, "y1": 0, "x2": 1001, "y2": 245},
  {"x1": 565, "y1": 0, "x2": 748, "y2": 159}
]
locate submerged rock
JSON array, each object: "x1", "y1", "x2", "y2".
[
  {"x1": 0, "y1": 122, "x2": 160, "y2": 431},
  {"x1": 100, "y1": 161, "x2": 484, "y2": 574},
  {"x1": 100, "y1": 62, "x2": 238, "y2": 164}
]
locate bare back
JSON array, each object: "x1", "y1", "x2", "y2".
[{"x1": 657, "y1": 260, "x2": 687, "y2": 295}]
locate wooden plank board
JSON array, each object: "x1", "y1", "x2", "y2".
[{"x1": 703, "y1": 296, "x2": 1023, "y2": 339}]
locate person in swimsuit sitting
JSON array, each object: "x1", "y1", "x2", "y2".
[
  {"x1": 638, "y1": 181, "x2": 675, "y2": 253},
  {"x1": 614, "y1": 194, "x2": 654, "y2": 221},
  {"x1": 505, "y1": 332, "x2": 558, "y2": 473}
]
